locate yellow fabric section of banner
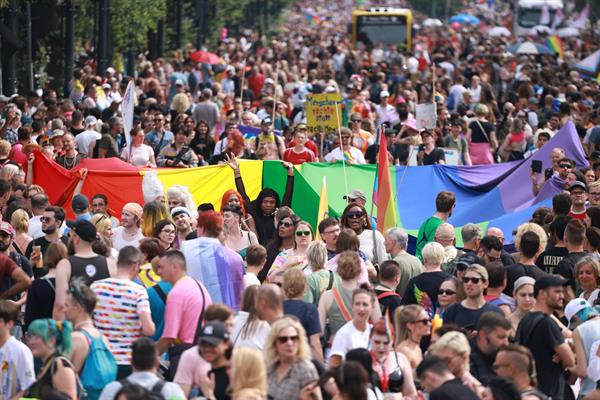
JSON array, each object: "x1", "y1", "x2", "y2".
[{"x1": 141, "y1": 160, "x2": 264, "y2": 211}]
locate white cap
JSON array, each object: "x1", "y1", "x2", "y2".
[
  {"x1": 565, "y1": 298, "x2": 591, "y2": 328},
  {"x1": 265, "y1": 78, "x2": 275, "y2": 85},
  {"x1": 84, "y1": 115, "x2": 98, "y2": 128},
  {"x1": 380, "y1": 90, "x2": 390, "y2": 98}
]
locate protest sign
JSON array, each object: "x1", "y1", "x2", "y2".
[
  {"x1": 306, "y1": 93, "x2": 342, "y2": 132},
  {"x1": 416, "y1": 102, "x2": 437, "y2": 130}
]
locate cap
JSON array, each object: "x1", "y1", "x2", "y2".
[
  {"x1": 265, "y1": 78, "x2": 275, "y2": 85},
  {"x1": 513, "y1": 276, "x2": 535, "y2": 295},
  {"x1": 420, "y1": 129, "x2": 433, "y2": 136},
  {"x1": 343, "y1": 189, "x2": 367, "y2": 202},
  {"x1": 175, "y1": 79, "x2": 184, "y2": 86},
  {"x1": 0, "y1": 221, "x2": 15, "y2": 236},
  {"x1": 528, "y1": 97, "x2": 538, "y2": 104},
  {"x1": 66, "y1": 220, "x2": 97, "y2": 242},
  {"x1": 569, "y1": 181, "x2": 587, "y2": 192},
  {"x1": 171, "y1": 207, "x2": 191, "y2": 218},
  {"x1": 396, "y1": 96, "x2": 406, "y2": 105},
  {"x1": 380, "y1": 90, "x2": 390, "y2": 98},
  {"x1": 84, "y1": 115, "x2": 98, "y2": 128},
  {"x1": 71, "y1": 194, "x2": 89, "y2": 212},
  {"x1": 295, "y1": 123, "x2": 307, "y2": 131},
  {"x1": 0, "y1": 95, "x2": 10, "y2": 103},
  {"x1": 106, "y1": 67, "x2": 116, "y2": 75},
  {"x1": 198, "y1": 321, "x2": 230, "y2": 346},
  {"x1": 534, "y1": 274, "x2": 569, "y2": 297},
  {"x1": 102, "y1": 83, "x2": 111, "y2": 90},
  {"x1": 123, "y1": 202, "x2": 143, "y2": 219},
  {"x1": 51, "y1": 129, "x2": 64, "y2": 137},
  {"x1": 565, "y1": 298, "x2": 591, "y2": 329},
  {"x1": 465, "y1": 264, "x2": 489, "y2": 281},
  {"x1": 261, "y1": 116, "x2": 272, "y2": 125}
]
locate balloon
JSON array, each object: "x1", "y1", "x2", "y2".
[{"x1": 451, "y1": 22, "x2": 461, "y2": 30}]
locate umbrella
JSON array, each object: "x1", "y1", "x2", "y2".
[
  {"x1": 189, "y1": 50, "x2": 221, "y2": 65},
  {"x1": 449, "y1": 13, "x2": 481, "y2": 25},
  {"x1": 529, "y1": 25, "x2": 553, "y2": 35},
  {"x1": 557, "y1": 27, "x2": 579, "y2": 37},
  {"x1": 506, "y1": 41, "x2": 554, "y2": 55},
  {"x1": 573, "y1": 49, "x2": 600, "y2": 77},
  {"x1": 488, "y1": 26, "x2": 511, "y2": 37},
  {"x1": 423, "y1": 18, "x2": 443, "y2": 27}
]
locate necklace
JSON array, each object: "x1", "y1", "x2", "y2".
[{"x1": 63, "y1": 154, "x2": 77, "y2": 169}]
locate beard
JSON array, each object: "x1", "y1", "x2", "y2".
[
  {"x1": 42, "y1": 225, "x2": 57, "y2": 235},
  {"x1": 0, "y1": 242, "x2": 10, "y2": 252}
]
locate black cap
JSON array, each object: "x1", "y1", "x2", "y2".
[
  {"x1": 66, "y1": 220, "x2": 97, "y2": 242},
  {"x1": 198, "y1": 321, "x2": 230, "y2": 346},
  {"x1": 71, "y1": 194, "x2": 89, "y2": 213},
  {"x1": 569, "y1": 181, "x2": 587, "y2": 192},
  {"x1": 534, "y1": 275, "x2": 569, "y2": 297}
]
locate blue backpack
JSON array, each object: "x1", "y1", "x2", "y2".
[{"x1": 79, "y1": 329, "x2": 118, "y2": 400}]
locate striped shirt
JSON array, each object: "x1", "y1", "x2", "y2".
[{"x1": 91, "y1": 278, "x2": 151, "y2": 365}]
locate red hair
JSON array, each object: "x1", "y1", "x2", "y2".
[
  {"x1": 197, "y1": 211, "x2": 224, "y2": 237},
  {"x1": 221, "y1": 190, "x2": 246, "y2": 215},
  {"x1": 225, "y1": 129, "x2": 246, "y2": 158}
]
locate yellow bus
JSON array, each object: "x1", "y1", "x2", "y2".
[{"x1": 352, "y1": 8, "x2": 413, "y2": 50}]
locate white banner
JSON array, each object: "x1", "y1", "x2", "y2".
[
  {"x1": 416, "y1": 102, "x2": 437, "y2": 130},
  {"x1": 121, "y1": 80, "x2": 136, "y2": 157}
]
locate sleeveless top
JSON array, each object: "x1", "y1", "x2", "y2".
[
  {"x1": 69, "y1": 255, "x2": 110, "y2": 286},
  {"x1": 327, "y1": 285, "x2": 353, "y2": 336},
  {"x1": 237, "y1": 231, "x2": 252, "y2": 259},
  {"x1": 23, "y1": 354, "x2": 73, "y2": 399}
]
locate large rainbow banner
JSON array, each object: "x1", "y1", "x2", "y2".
[{"x1": 33, "y1": 122, "x2": 586, "y2": 245}]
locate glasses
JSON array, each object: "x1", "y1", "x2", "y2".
[
  {"x1": 277, "y1": 335, "x2": 299, "y2": 344},
  {"x1": 413, "y1": 318, "x2": 431, "y2": 325},
  {"x1": 296, "y1": 230, "x2": 311, "y2": 237},
  {"x1": 438, "y1": 289, "x2": 456, "y2": 296},
  {"x1": 40, "y1": 217, "x2": 53, "y2": 223},
  {"x1": 351, "y1": 119, "x2": 362, "y2": 123},
  {"x1": 347, "y1": 211, "x2": 364, "y2": 219},
  {"x1": 280, "y1": 221, "x2": 294, "y2": 228},
  {"x1": 559, "y1": 164, "x2": 572, "y2": 169},
  {"x1": 462, "y1": 276, "x2": 483, "y2": 284},
  {"x1": 323, "y1": 228, "x2": 340, "y2": 235},
  {"x1": 484, "y1": 252, "x2": 500, "y2": 262}
]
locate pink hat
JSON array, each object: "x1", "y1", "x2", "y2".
[
  {"x1": 405, "y1": 117, "x2": 418, "y2": 132},
  {"x1": 123, "y1": 203, "x2": 143, "y2": 219},
  {"x1": 0, "y1": 221, "x2": 15, "y2": 236}
]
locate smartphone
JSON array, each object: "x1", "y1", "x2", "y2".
[{"x1": 531, "y1": 160, "x2": 542, "y2": 174}]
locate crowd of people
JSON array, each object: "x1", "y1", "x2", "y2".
[{"x1": 0, "y1": 0, "x2": 599, "y2": 399}]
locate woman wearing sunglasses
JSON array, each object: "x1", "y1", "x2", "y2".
[
  {"x1": 262, "y1": 211, "x2": 300, "y2": 282},
  {"x1": 265, "y1": 317, "x2": 322, "y2": 400},
  {"x1": 340, "y1": 203, "x2": 385, "y2": 276},
  {"x1": 267, "y1": 221, "x2": 314, "y2": 285},
  {"x1": 438, "y1": 277, "x2": 459, "y2": 319}
]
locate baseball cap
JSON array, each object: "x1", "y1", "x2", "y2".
[
  {"x1": 465, "y1": 264, "x2": 488, "y2": 281},
  {"x1": 261, "y1": 116, "x2": 272, "y2": 125},
  {"x1": 84, "y1": 115, "x2": 98, "y2": 128},
  {"x1": 66, "y1": 220, "x2": 97, "y2": 242},
  {"x1": 71, "y1": 194, "x2": 89, "y2": 212},
  {"x1": 513, "y1": 276, "x2": 535, "y2": 295},
  {"x1": 569, "y1": 181, "x2": 587, "y2": 192},
  {"x1": 380, "y1": 90, "x2": 390, "y2": 98},
  {"x1": 0, "y1": 221, "x2": 15, "y2": 236},
  {"x1": 420, "y1": 129, "x2": 433, "y2": 137},
  {"x1": 528, "y1": 97, "x2": 538, "y2": 105},
  {"x1": 171, "y1": 207, "x2": 191, "y2": 218},
  {"x1": 123, "y1": 202, "x2": 143, "y2": 219},
  {"x1": 343, "y1": 189, "x2": 367, "y2": 203},
  {"x1": 198, "y1": 321, "x2": 230, "y2": 346},
  {"x1": 565, "y1": 298, "x2": 592, "y2": 328},
  {"x1": 265, "y1": 78, "x2": 275, "y2": 85},
  {"x1": 175, "y1": 79, "x2": 184, "y2": 86},
  {"x1": 533, "y1": 275, "x2": 569, "y2": 297}
]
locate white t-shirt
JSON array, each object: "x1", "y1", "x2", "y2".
[
  {"x1": 324, "y1": 146, "x2": 366, "y2": 164},
  {"x1": 243, "y1": 272, "x2": 260, "y2": 288},
  {"x1": 0, "y1": 336, "x2": 36, "y2": 398},
  {"x1": 113, "y1": 227, "x2": 145, "y2": 251},
  {"x1": 121, "y1": 144, "x2": 154, "y2": 167},
  {"x1": 75, "y1": 129, "x2": 102, "y2": 156},
  {"x1": 230, "y1": 311, "x2": 271, "y2": 351},
  {"x1": 330, "y1": 320, "x2": 371, "y2": 359},
  {"x1": 357, "y1": 229, "x2": 387, "y2": 264}
]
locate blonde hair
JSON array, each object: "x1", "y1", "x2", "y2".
[
  {"x1": 282, "y1": 269, "x2": 306, "y2": 299},
  {"x1": 429, "y1": 331, "x2": 471, "y2": 366},
  {"x1": 10, "y1": 209, "x2": 29, "y2": 234},
  {"x1": 0, "y1": 140, "x2": 11, "y2": 157},
  {"x1": 171, "y1": 93, "x2": 191, "y2": 114},
  {"x1": 91, "y1": 213, "x2": 112, "y2": 236},
  {"x1": 265, "y1": 317, "x2": 311, "y2": 367},
  {"x1": 393, "y1": 305, "x2": 425, "y2": 346},
  {"x1": 306, "y1": 241, "x2": 327, "y2": 271},
  {"x1": 515, "y1": 222, "x2": 547, "y2": 257},
  {"x1": 422, "y1": 242, "x2": 445, "y2": 265},
  {"x1": 166, "y1": 185, "x2": 197, "y2": 216},
  {"x1": 575, "y1": 256, "x2": 600, "y2": 285},
  {"x1": 230, "y1": 348, "x2": 267, "y2": 398},
  {"x1": 0, "y1": 164, "x2": 19, "y2": 181}
]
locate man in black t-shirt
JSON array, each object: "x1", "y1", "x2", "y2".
[
  {"x1": 505, "y1": 232, "x2": 548, "y2": 295},
  {"x1": 555, "y1": 219, "x2": 588, "y2": 294},
  {"x1": 416, "y1": 355, "x2": 479, "y2": 400},
  {"x1": 470, "y1": 312, "x2": 511, "y2": 384},
  {"x1": 536, "y1": 215, "x2": 571, "y2": 274},
  {"x1": 374, "y1": 260, "x2": 402, "y2": 323},
  {"x1": 515, "y1": 275, "x2": 575, "y2": 399},
  {"x1": 417, "y1": 130, "x2": 445, "y2": 166},
  {"x1": 24, "y1": 206, "x2": 69, "y2": 278}
]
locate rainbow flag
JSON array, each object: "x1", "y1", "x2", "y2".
[
  {"x1": 315, "y1": 176, "x2": 328, "y2": 241},
  {"x1": 372, "y1": 127, "x2": 397, "y2": 234},
  {"x1": 343, "y1": 150, "x2": 354, "y2": 161},
  {"x1": 546, "y1": 35, "x2": 564, "y2": 59}
]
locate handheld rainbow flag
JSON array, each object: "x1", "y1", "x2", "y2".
[
  {"x1": 315, "y1": 176, "x2": 329, "y2": 241},
  {"x1": 343, "y1": 150, "x2": 355, "y2": 161},
  {"x1": 546, "y1": 35, "x2": 564, "y2": 59},
  {"x1": 372, "y1": 127, "x2": 397, "y2": 234}
]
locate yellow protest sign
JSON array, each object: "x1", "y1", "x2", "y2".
[{"x1": 306, "y1": 93, "x2": 342, "y2": 132}]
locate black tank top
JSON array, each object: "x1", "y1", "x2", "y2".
[{"x1": 69, "y1": 255, "x2": 110, "y2": 285}]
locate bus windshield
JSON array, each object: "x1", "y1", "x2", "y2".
[
  {"x1": 355, "y1": 14, "x2": 409, "y2": 48},
  {"x1": 517, "y1": 7, "x2": 557, "y2": 28}
]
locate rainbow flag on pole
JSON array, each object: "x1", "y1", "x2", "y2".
[
  {"x1": 546, "y1": 35, "x2": 564, "y2": 59},
  {"x1": 372, "y1": 128, "x2": 397, "y2": 234}
]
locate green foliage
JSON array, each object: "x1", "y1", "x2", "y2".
[{"x1": 111, "y1": 0, "x2": 167, "y2": 51}]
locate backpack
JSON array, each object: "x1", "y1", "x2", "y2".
[
  {"x1": 79, "y1": 330, "x2": 118, "y2": 400},
  {"x1": 119, "y1": 379, "x2": 166, "y2": 400}
]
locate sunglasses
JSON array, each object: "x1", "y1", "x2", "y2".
[
  {"x1": 280, "y1": 221, "x2": 294, "y2": 228},
  {"x1": 413, "y1": 318, "x2": 431, "y2": 325},
  {"x1": 351, "y1": 119, "x2": 362, "y2": 123},
  {"x1": 559, "y1": 164, "x2": 572, "y2": 169},
  {"x1": 347, "y1": 211, "x2": 364, "y2": 219},
  {"x1": 462, "y1": 276, "x2": 483, "y2": 284},
  {"x1": 438, "y1": 289, "x2": 456, "y2": 296},
  {"x1": 40, "y1": 217, "x2": 53, "y2": 223},
  {"x1": 277, "y1": 335, "x2": 299, "y2": 344},
  {"x1": 296, "y1": 230, "x2": 311, "y2": 237}
]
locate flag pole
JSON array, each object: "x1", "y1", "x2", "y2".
[
  {"x1": 238, "y1": 57, "x2": 247, "y2": 124},
  {"x1": 334, "y1": 101, "x2": 349, "y2": 198},
  {"x1": 271, "y1": 61, "x2": 280, "y2": 129}
]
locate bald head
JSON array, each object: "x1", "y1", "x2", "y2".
[{"x1": 486, "y1": 227, "x2": 505, "y2": 245}]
